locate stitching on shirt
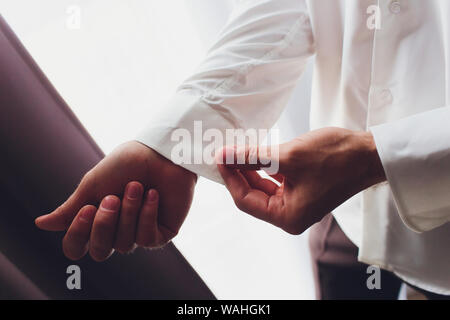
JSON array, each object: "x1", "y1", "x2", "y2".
[{"x1": 203, "y1": 13, "x2": 308, "y2": 100}]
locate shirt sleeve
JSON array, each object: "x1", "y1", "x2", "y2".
[
  {"x1": 370, "y1": 106, "x2": 450, "y2": 232},
  {"x1": 136, "y1": 0, "x2": 315, "y2": 183}
]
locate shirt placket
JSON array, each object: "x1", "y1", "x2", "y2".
[{"x1": 366, "y1": 0, "x2": 406, "y2": 128}]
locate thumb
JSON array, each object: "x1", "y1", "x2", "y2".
[
  {"x1": 35, "y1": 184, "x2": 90, "y2": 231},
  {"x1": 216, "y1": 144, "x2": 287, "y2": 174}
]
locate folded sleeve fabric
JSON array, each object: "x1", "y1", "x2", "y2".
[
  {"x1": 136, "y1": 0, "x2": 315, "y2": 184},
  {"x1": 370, "y1": 106, "x2": 450, "y2": 233}
]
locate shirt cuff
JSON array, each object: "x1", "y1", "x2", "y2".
[
  {"x1": 370, "y1": 106, "x2": 450, "y2": 232},
  {"x1": 135, "y1": 91, "x2": 238, "y2": 185}
]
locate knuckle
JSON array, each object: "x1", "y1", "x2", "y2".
[
  {"x1": 136, "y1": 237, "x2": 152, "y2": 248},
  {"x1": 81, "y1": 170, "x2": 95, "y2": 185},
  {"x1": 152, "y1": 243, "x2": 166, "y2": 250},
  {"x1": 115, "y1": 242, "x2": 135, "y2": 254},
  {"x1": 136, "y1": 236, "x2": 159, "y2": 249},
  {"x1": 135, "y1": 239, "x2": 150, "y2": 248},
  {"x1": 234, "y1": 199, "x2": 246, "y2": 212},
  {"x1": 234, "y1": 195, "x2": 250, "y2": 213},
  {"x1": 76, "y1": 170, "x2": 96, "y2": 197},
  {"x1": 284, "y1": 148, "x2": 296, "y2": 164},
  {"x1": 123, "y1": 145, "x2": 147, "y2": 163}
]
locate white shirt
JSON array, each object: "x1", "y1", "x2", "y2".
[{"x1": 137, "y1": 0, "x2": 450, "y2": 295}]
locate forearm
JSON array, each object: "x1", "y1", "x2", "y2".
[{"x1": 137, "y1": 0, "x2": 314, "y2": 184}]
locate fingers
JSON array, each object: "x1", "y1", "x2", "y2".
[
  {"x1": 63, "y1": 205, "x2": 96, "y2": 261},
  {"x1": 61, "y1": 184, "x2": 162, "y2": 261},
  {"x1": 35, "y1": 193, "x2": 82, "y2": 231},
  {"x1": 217, "y1": 163, "x2": 250, "y2": 200},
  {"x1": 58, "y1": 181, "x2": 162, "y2": 261},
  {"x1": 35, "y1": 173, "x2": 93, "y2": 231},
  {"x1": 270, "y1": 173, "x2": 285, "y2": 184},
  {"x1": 89, "y1": 196, "x2": 121, "y2": 262},
  {"x1": 216, "y1": 145, "x2": 281, "y2": 172},
  {"x1": 217, "y1": 164, "x2": 284, "y2": 225},
  {"x1": 135, "y1": 190, "x2": 161, "y2": 248},
  {"x1": 114, "y1": 182, "x2": 143, "y2": 253},
  {"x1": 240, "y1": 170, "x2": 279, "y2": 195}
]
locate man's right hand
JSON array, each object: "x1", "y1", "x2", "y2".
[{"x1": 35, "y1": 141, "x2": 197, "y2": 261}]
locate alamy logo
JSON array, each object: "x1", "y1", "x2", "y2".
[
  {"x1": 366, "y1": 5, "x2": 381, "y2": 30},
  {"x1": 366, "y1": 265, "x2": 381, "y2": 290},
  {"x1": 66, "y1": 5, "x2": 82, "y2": 30},
  {"x1": 170, "y1": 121, "x2": 280, "y2": 174},
  {"x1": 66, "y1": 265, "x2": 81, "y2": 290}
]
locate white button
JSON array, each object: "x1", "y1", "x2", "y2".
[{"x1": 390, "y1": 1, "x2": 401, "y2": 14}]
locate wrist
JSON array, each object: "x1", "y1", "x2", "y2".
[{"x1": 356, "y1": 131, "x2": 387, "y2": 188}]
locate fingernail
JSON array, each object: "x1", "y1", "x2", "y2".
[
  {"x1": 147, "y1": 189, "x2": 158, "y2": 202},
  {"x1": 79, "y1": 208, "x2": 95, "y2": 222},
  {"x1": 102, "y1": 196, "x2": 120, "y2": 211},
  {"x1": 126, "y1": 183, "x2": 141, "y2": 200}
]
